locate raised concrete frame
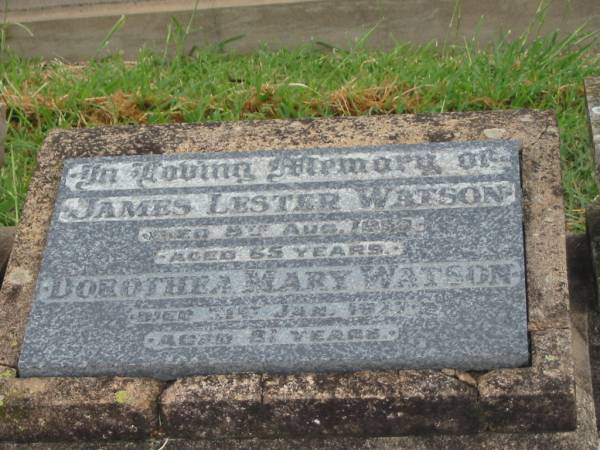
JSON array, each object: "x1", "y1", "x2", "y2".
[{"x1": 0, "y1": 111, "x2": 578, "y2": 443}]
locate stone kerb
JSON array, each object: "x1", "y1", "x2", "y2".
[{"x1": 0, "y1": 111, "x2": 575, "y2": 442}]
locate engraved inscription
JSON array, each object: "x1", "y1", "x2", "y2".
[
  {"x1": 154, "y1": 241, "x2": 404, "y2": 264},
  {"x1": 144, "y1": 325, "x2": 400, "y2": 349},
  {"x1": 58, "y1": 182, "x2": 515, "y2": 222},
  {"x1": 138, "y1": 217, "x2": 426, "y2": 242},
  {"x1": 38, "y1": 260, "x2": 521, "y2": 303},
  {"x1": 65, "y1": 144, "x2": 512, "y2": 191},
  {"x1": 128, "y1": 299, "x2": 440, "y2": 324}
]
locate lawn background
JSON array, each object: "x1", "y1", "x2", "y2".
[{"x1": 1, "y1": 11, "x2": 599, "y2": 231}]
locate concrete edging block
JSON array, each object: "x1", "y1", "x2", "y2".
[{"x1": 0, "y1": 110, "x2": 579, "y2": 442}]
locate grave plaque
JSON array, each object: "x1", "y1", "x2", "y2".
[{"x1": 18, "y1": 141, "x2": 529, "y2": 379}]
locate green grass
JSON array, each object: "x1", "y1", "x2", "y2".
[{"x1": 1, "y1": 26, "x2": 600, "y2": 230}]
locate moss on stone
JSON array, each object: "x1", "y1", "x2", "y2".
[
  {"x1": 0, "y1": 369, "x2": 16, "y2": 379},
  {"x1": 114, "y1": 390, "x2": 129, "y2": 404}
]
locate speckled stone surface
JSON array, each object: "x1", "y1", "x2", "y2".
[
  {"x1": 0, "y1": 111, "x2": 576, "y2": 441},
  {"x1": 17, "y1": 141, "x2": 528, "y2": 379}
]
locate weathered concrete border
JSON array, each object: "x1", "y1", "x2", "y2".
[
  {"x1": 0, "y1": 377, "x2": 163, "y2": 442},
  {"x1": 3, "y1": 0, "x2": 600, "y2": 61},
  {"x1": 0, "y1": 111, "x2": 576, "y2": 441}
]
